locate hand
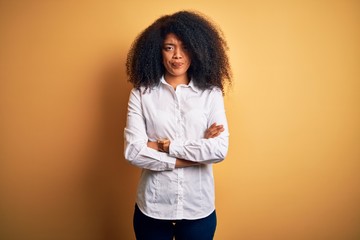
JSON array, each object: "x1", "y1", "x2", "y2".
[
  {"x1": 204, "y1": 123, "x2": 224, "y2": 139},
  {"x1": 147, "y1": 138, "x2": 170, "y2": 152},
  {"x1": 157, "y1": 138, "x2": 170, "y2": 153}
]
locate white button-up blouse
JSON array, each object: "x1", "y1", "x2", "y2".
[{"x1": 124, "y1": 76, "x2": 229, "y2": 220}]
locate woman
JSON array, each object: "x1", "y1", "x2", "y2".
[{"x1": 124, "y1": 10, "x2": 232, "y2": 240}]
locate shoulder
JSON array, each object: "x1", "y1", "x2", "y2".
[
  {"x1": 130, "y1": 85, "x2": 157, "y2": 94},
  {"x1": 200, "y1": 86, "x2": 223, "y2": 98},
  {"x1": 206, "y1": 87, "x2": 224, "y2": 105},
  {"x1": 210, "y1": 87, "x2": 223, "y2": 95},
  {"x1": 129, "y1": 85, "x2": 160, "y2": 99},
  {"x1": 129, "y1": 88, "x2": 141, "y2": 97}
]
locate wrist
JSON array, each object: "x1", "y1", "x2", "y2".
[{"x1": 147, "y1": 141, "x2": 159, "y2": 150}]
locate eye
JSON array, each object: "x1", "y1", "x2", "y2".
[
  {"x1": 163, "y1": 45, "x2": 174, "y2": 52},
  {"x1": 163, "y1": 45, "x2": 174, "y2": 51}
]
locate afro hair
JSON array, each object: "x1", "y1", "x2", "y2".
[{"x1": 126, "y1": 10, "x2": 232, "y2": 93}]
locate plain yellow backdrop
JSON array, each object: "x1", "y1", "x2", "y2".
[{"x1": 1, "y1": 0, "x2": 359, "y2": 239}]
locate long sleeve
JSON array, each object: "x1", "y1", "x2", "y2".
[
  {"x1": 169, "y1": 89, "x2": 229, "y2": 163},
  {"x1": 124, "y1": 89, "x2": 176, "y2": 171}
]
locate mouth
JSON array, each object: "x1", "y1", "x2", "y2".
[{"x1": 171, "y1": 62, "x2": 184, "y2": 68}]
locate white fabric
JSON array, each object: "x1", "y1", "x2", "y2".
[{"x1": 124, "y1": 76, "x2": 229, "y2": 220}]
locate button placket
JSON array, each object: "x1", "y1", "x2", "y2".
[
  {"x1": 176, "y1": 168, "x2": 184, "y2": 218},
  {"x1": 175, "y1": 90, "x2": 182, "y2": 139}
]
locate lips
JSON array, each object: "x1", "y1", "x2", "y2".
[{"x1": 171, "y1": 62, "x2": 184, "y2": 68}]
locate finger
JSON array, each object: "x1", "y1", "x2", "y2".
[
  {"x1": 205, "y1": 124, "x2": 224, "y2": 138},
  {"x1": 208, "y1": 127, "x2": 225, "y2": 138},
  {"x1": 208, "y1": 131, "x2": 218, "y2": 138},
  {"x1": 207, "y1": 130, "x2": 217, "y2": 137},
  {"x1": 209, "y1": 124, "x2": 223, "y2": 130},
  {"x1": 213, "y1": 132, "x2": 221, "y2": 137},
  {"x1": 208, "y1": 123, "x2": 217, "y2": 130},
  {"x1": 209, "y1": 126, "x2": 223, "y2": 135},
  {"x1": 212, "y1": 130, "x2": 222, "y2": 137},
  {"x1": 214, "y1": 125, "x2": 223, "y2": 130}
]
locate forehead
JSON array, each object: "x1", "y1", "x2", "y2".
[{"x1": 163, "y1": 33, "x2": 183, "y2": 44}]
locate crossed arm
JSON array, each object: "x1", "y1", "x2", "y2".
[
  {"x1": 124, "y1": 88, "x2": 229, "y2": 171},
  {"x1": 147, "y1": 123, "x2": 224, "y2": 168}
]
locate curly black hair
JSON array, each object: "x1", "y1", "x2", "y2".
[{"x1": 126, "y1": 10, "x2": 232, "y2": 93}]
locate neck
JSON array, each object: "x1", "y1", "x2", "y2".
[{"x1": 164, "y1": 74, "x2": 189, "y2": 90}]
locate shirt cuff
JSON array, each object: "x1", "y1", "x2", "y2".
[
  {"x1": 160, "y1": 153, "x2": 176, "y2": 170},
  {"x1": 169, "y1": 139, "x2": 185, "y2": 158}
]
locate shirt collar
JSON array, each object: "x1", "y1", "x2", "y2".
[{"x1": 160, "y1": 75, "x2": 199, "y2": 93}]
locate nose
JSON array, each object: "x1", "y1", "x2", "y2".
[{"x1": 172, "y1": 48, "x2": 182, "y2": 59}]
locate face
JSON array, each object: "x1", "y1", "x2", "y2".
[{"x1": 162, "y1": 33, "x2": 191, "y2": 79}]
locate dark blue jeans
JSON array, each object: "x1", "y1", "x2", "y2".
[{"x1": 133, "y1": 204, "x2": 217, "y2": 240}]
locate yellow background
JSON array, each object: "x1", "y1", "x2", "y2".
[{"x1": 1, "y1": 0, "x2": 359, "y2": 239}]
